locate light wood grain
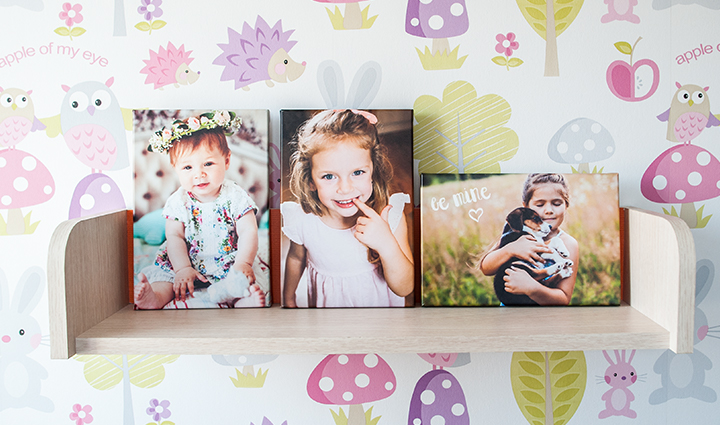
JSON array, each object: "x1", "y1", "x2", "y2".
[
  {"x1": 48, "y1": 210, "x2": 129, "y2": 359},
  {"x1": 625, "y1": 207, "x2": 695, "y2": 353},
  {"x1": 48, "y1": 207, "x2": 695, "y2": 358}
]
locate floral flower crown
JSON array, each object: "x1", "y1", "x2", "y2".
[{"x1": 147, "y1": 110, "x2": 242, "y2": 154}]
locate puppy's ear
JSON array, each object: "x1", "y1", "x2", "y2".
[{"x1": 506, "y1": 208, "x2": 523, "y2": 230}]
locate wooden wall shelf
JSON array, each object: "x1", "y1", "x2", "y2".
[{"x1": 48, "y1": 208, "x2": 695, "y2": 359}]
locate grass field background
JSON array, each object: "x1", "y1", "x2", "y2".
[{"x1": 421, "y1": 174, "x2": 621, "y2": 306}]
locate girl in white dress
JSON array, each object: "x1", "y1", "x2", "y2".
[{"x1": 282, "y1": 109, "x2": 413, "y2": 307}]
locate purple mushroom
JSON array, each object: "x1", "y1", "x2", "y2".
[
  {"x1": 68, "y1": 173, "x2": 125, "y2": 219},
  {"x1": 641, "y1": 143, "x2": 720, "y2": 228},
  {"x1": 308, "y1": 354, "x2": 396, "y2": 424},
  {"x1": 406, "y1": 0, "x2": 469, "y2": 55},
  {"x1": 0, "y1": 149, "x2": 54, "y2": 234},
  {"x1": 408, "y1": 369, "x2": 469, "y2": 425},
  {"x1": 548, "y1": 118, "x2": 616, "y2": 173}
]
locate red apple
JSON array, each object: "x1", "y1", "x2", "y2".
[{"x1": 606, "y1": 37, "x2": 660, "y2": 102}]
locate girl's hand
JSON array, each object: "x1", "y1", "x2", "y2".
[
  {"x1": 507, "y1": 235, "x2": 552, "y2": 267},
  {"x1": 503, "y1": 266, "x2": 541, "y2": 295},
  {"x1": 173, "y1": 267, "x2": 207, "y2": 301},
  {"x1": 352, "y1": 199, "x2": 396, "y2": 252},
  {"x1": 234, "y1": 261, "x2": 256, "y2": 284}
]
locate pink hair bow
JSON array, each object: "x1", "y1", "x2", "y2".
[{"x1": 334, "y1": 109, "x2": 378, "y2": 125}]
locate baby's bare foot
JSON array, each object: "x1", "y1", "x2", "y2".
[
  {"x1": 233, "y1": 284, "x2": 266, "y2": 308},
  {"x1": 134, "y1": 273, "x2": 164, "y2": 309}
]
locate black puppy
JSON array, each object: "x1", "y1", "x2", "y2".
[{"x1": 493, "y1": 207, "x2": 554, "y2": 306}]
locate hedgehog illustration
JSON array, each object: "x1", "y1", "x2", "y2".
[
  {"x1": 214, "y1": 16, "x2": 306, "y2": 91},
  {"x1": 140, "y1": 42, "x2": 200, "y2": 90}
]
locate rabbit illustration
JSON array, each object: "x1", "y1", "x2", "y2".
[
  {"x1": 599, "y1": 349, "x2": 637, "y2": 419},
  {"x1": 649, "y1": 258, "x2": 717, "y2": 404},
  {"x1": 316, "y1": 60, "x2": 382, "y2": 109},
  {"x1": 0, "y1": 266, "x2": 54, "y2": 412},
  {"x1": 601, "y1": 0, "x2": 641, "y2": 24}
]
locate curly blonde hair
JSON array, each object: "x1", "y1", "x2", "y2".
[{"x1": 289, "y1": 109, "x2": 393, "y2": 217}]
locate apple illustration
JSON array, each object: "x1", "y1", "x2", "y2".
[{"x1": 606, "y1": 37, "x2": 659, "y2": 102}]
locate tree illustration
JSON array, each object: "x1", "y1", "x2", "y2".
[
  {"x1": 510, "y1": 351, "x2": 587, "y2": 425},
  {"x1": 75, "y1": 355, "x2": 179, "y2": 425},
  {"x1": 413, "y1": 81, "x2": 518, "y2": 189},
  {"x1": 515, "y1": 0, "x2": 584, "y2": 76}
]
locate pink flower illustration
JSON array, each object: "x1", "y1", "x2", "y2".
[
  {"x1": 495, "y1": 32, "x2": 519, "y2": 57},
  {"x1": 69, "y1": 404, "x2": 93, "y2": 425},
  {"x1": 146, "y1": 398, "x2": 172, "y2": 422},
  {"x1": 138, "y1": 0, "x2": 163, "y2": 22},
  {"x1": 59, "y1": 3, "x2": 83, "y2": 27}
]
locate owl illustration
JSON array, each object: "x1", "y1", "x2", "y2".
[
  {"x1": 41, "y1": 77, "x2": 132, "y2": 172},
  {"x1": 0, "y1": 87, "x2": 45, "y2": 149},
  {"x1": 657, "y1": 82, "x2": 720, "y2": 144}
]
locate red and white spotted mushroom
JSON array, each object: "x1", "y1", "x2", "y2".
[
  {"x1": 408, "y1": 369, "x2": 470, "y2": 425},
  {"x1": 307, "y1": 354, "x2": 396, "y2": 424},
  {"x1": 0, "y1": 149, "x2": 54, "y2": 235},
  {"x1": 406, "y1": 0, "x2": 469, "y2": 55},
  {"x1": 641, "y1": 144, "x2": 720, "y2": 228},
  {"x1": 314, "y1": 0, "x2": 368, "y2": 30}
]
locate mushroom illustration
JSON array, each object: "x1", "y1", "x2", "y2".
[
  {"x1": 0, "y1": 148, "x2": 54, "y2": 235},
  {"x1": 405, "y1": 0, "x2": 469, "y2": 69},
  {"x1": 408, "y1": 369, "x2": 470, "y2": 425},
  {"x1": 68, "y1": 173, "x2": 125, "y2": 219},
  {"x1": 641, "y1": 143, "x2": 720, "y2": 228},
  {"x1": 417, "y1": 353, "x2": 471, "y2": 370},
  {"x1": 548, "y1": 117, "x2": 616, "y2": 173},
  {"x1": 314, "y1": 0, "x2": 369, "y2": 30},
  {"x1": 212, "y1": 354, "x2": 279, "y2": 388},
  {"x1": 307, "y1": 354, "x2": 396, "y2": 424}
]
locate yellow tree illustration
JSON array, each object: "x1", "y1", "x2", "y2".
[
  {"x1": 76, "y1": 355, "x2": 179, "y2": 425},
  {"x1": 413, "y1": 81, "x2": 519, "y2": 186},
  {"x1": 515, "y1": 0, "x2": 584, "y2": 76},
  {"x1": 511, "y1": 351, "x2": 587, "y2": 425}
]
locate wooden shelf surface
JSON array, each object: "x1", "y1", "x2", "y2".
[
  {"x1": 48, "y1": 207, "x2": 695, "y2": 359},
  {"x1": 76, "y1": 303, "x2": 669, "y2": 355}
]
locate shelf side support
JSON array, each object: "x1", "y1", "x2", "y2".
[
  {"x1": 624, "y1": 207, "x2": 695, "y2": 353},
  {"x1": 48, "y1": 209, "x2": 130, "y2": 359}
]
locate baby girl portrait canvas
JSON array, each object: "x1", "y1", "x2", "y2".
[
  {"x1": 280, "y1": 109, "x2": 415, "y2": 308},
  {"x1": 133, "y1": 109, "x2": 270, "y2": 309},
  {"x1": 421, "y1": 173, "x2": 621, "y2": 307}
]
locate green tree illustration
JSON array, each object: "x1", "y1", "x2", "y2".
[
  {"x1": 413, "y1": 80, "x2": 518, "y2": 181},
  {"x1": 511, "y1": 351, "x2": 586, "y2": 425},
  {"x1": 76, "y1": 355, "x2": 179, "y2": 425},
  {"x1": 515, "y1": 0, "x2": 584, "y2": 76}
]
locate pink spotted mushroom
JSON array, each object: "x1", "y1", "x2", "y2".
[
  {"x1": 408, "y1": 369, "x2": 469, "y2": 425},
  {"x1": 307, "y1": 354, "x2": 396, "y2": 424},
  {"x1": 0, "y1": 149, "x2": 54, "y2": 235},
  {"x1": 314, "y1": 0, "x2": 368, "y2": 30},
  {"x1": 548, "y1": 118, "x2": 616, "y2": 173},
  {"x1": 406, "y1": 0, "x2": 469, "y2": 56},
  {"x1": 641, "y1": 144, "x2": 720, "y2": 228}
]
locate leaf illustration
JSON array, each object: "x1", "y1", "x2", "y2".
[
  {"x1": 511, "y1": 351, "x2": 587, "y2": 425},
  {"x1": 492, "y1": 56, "x2": 508, "y2": 66},
  {"x1": 516, "y1": 0, "x2": 583, "y2": 40},
  {"x1": 151, "y1": 20, "x2": 167, "y2": 30},
  {"x1": 70, "y1": 27, "x2": 86, "y2": 37},
  {"x1": 413, "y1": 80, "x2": 518, "y2": 176},
  {"x1": 54, "y1": 27, "x2": 70, "y2": 36},
  {"x1": 508, "y1": 58, "x2": 524, "y2": 67},
  {"x1": 614, "y1": 41, "x2": 633, "y2": 55},
  {"x1": 135, "y1": 21, "x2": 151, "y2": 31}
]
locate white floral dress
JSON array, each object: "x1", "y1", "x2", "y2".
[
  {"x1": 142, "y1": 181, "x2": 257, "y2": 286},
  {"x1": 281, "y1": 200, "x2": 407, "y2": 308}
]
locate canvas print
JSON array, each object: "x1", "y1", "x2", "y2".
[
  {"x1": 280, "y1": 109, "x2": 415, "y2": 307},
  {"x1": 133, "y1": 109, "x2": 270, "y2": 309},
  {"x1": 421, "y1": 173, "x2": 621, "y2": 306}
]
